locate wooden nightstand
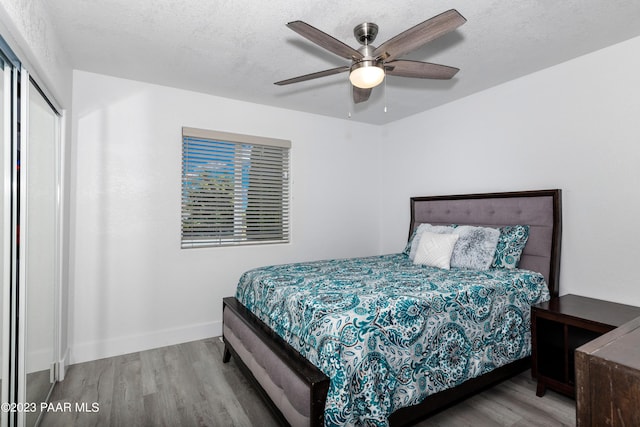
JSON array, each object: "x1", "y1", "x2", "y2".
[{"x1": 531, "y1": 294, "x2": 640, "y2": 398}]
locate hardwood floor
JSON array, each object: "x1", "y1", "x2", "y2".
[
  {"x1": 43, "y1": 338, "x2": 575, "y2": 426},
  {"x1": 413, "y1": 373, "x2": 575, "y2": 427}
]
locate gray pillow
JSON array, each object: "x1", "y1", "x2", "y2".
[{"x1": 450, "y1": 225, "x2": 500, "y2": 270}]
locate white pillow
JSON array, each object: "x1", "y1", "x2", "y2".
[
  {"x1": 413, "y1": 231, "x2": 460, "y2": 269},
  {"x1": 409, "y1": 223, "x2": 457, "y2": 260}
]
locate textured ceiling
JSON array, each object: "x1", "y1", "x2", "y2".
[{"x1": 45, "y1": 0, "x2": 640, "y2": 125}]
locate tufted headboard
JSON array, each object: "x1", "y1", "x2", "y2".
[{"x1": 409, "y1": 189, "x2": 562, "y2": 297}]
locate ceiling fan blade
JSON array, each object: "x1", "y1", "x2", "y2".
[
  {"x1": 287, "y1": 21, "x2": 363, "y2": 61},
  {"x1": 353, "y1": 86, "x2": 372, "y2": 104},
  {"x1": 274, "y1": 66, "x2": 350, "y2": 85},
  {"x1": 374, "y1": 9, "x2": 466, "y2": 62},
  {"x1": 385, "y1": 60, "x2": 459, "y2": 79}
]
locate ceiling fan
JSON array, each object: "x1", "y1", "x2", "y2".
[{"x1": 274, "y1": 9, "x2": 467, "y2": 104}]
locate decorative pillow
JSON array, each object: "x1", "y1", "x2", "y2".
[
  {"x1": 413, "y1": 231, "x2": 460, "y2": 269},
  {"x1": 450, "y1": 225, "x2": 500, "y2": 270},
  {"x1": 408, "y1": 223, "x2": 457, "y2": 261},
  {"x1": 492, "y1": 225, "x2": 530, "y2": 269}
]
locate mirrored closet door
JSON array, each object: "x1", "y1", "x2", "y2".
[
  {"x1": 0, "y1": 59, "x2": 4, "y2": 414},
  {"x1": 0, "y1": 35, "x2": 62, "y2": 427},
  {"x1": 1, "y1": 42, "x2": 19, "y2": 427},
  {"x1": 0, "y1": 50, "x2": 13, "y2": 427},
  {"x1": 19, "y1": 77, "x2": 60, "y2": 427}
]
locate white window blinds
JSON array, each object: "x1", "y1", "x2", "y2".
[{"x1": 181, "y1": 127, "x2": 291, "y2": 248}]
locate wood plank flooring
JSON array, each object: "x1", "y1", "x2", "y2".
[{"x1": 43, "y1": 338, "x2": 575, "y2": 426}]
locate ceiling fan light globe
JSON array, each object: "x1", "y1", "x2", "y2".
[{"x1": 349, "y1": 62, "x2": 385, "y2": 89}]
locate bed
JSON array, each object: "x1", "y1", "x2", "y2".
[{"x1": 222, "y1": 189, "x2": 562, "y2": 427}]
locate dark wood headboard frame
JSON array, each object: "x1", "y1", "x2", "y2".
[{"x1": 409, "y1": 189, "x2": 562, "y2": 297}]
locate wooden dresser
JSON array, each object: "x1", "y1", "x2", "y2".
[{"x1": 575, "y1": 315, "x2": 640, "y2": 426}]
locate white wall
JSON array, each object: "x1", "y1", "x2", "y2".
[
  {"x1": 380, "y1": 36, "x2": 640, "y2": 306},
  {"x1": 69, "y1": 71, "x2": 382, "y2": 363},
  {"x1": 71, "y1": 35, "x2": 640, "y2": 363}
]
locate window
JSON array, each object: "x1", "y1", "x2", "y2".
[{"x1": 181, "y1": 127, "x2": 290, "y2": 248}]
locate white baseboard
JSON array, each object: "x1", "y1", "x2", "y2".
[
  {"x1": 69, "y1": 321, "x2": 222, "y2": 365},
  {"x1": 58, "y1": 347, "x2": 70, "y2": 381}
]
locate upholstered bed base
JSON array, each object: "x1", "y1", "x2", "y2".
[
  {"x1": 223, "y1": 189, "x2": 562, "y2": 426},
  {"x1": 223, "y1": 297, "x2": 329, "y2": 426}
]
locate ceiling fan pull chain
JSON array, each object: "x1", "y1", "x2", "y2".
[
  {"x1": 348, "y1": 80, "x2": 352, "y2": 118},
  {"x1": 384, "y1": 76, "x2": 388, "y2": 113}
]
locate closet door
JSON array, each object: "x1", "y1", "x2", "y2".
[
  {"x1": 0, "y1": 47, "x2": 19, "y2": 427},
  {"x1": 0, "y1": 56, "x2": 12, "y2": 427},
  {"x1": 0, "y1": 37, "x2": 60, "y2": 427},
  {"x1": 18, "y1": 76, "x2": 60, "y2": 427}
]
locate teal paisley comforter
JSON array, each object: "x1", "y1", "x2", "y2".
[{"x1": 235, "y1": 254, "x2": 550, "y2": 427}]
